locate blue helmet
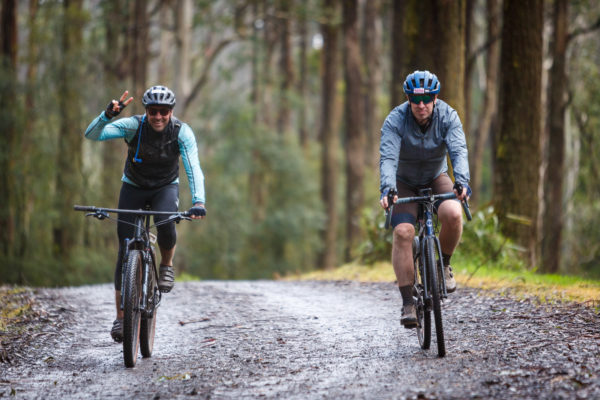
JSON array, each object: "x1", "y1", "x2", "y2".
[{"x1": 403, "y1": 70, "x2": 441, "y2": 95}]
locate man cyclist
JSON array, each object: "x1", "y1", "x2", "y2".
[
  {"x1": 379, "y1": 70, "x2": 470, "y2": 328},
  {"x1": 84, "y1": 86, "x2": 206, "y2": 342}
]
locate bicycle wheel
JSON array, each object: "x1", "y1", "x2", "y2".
[
  {"x1": 425, "y1": 236, "x2": 445, "y2": 357},
  {"x1": 414, "y1": 238, "x2": 431, "y2": 350},
  {"x1": 140, "y1": 250, "x2": 157, "y2": 358},
  {"x1": 123, "y1": 249, "x2": 143, "y2": 368}
]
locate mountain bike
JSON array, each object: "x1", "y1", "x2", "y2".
[
  {"x1": 74, "y1": 205, "x2": 196, "y2": 367},
  {"x1": 385, "y1": 186, "x2": 471, "y2": 357}
]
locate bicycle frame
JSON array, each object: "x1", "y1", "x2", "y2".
[{"x1": 74, "y1": 205, "x2": 193, "y2": 317}]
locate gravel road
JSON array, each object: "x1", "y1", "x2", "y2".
[{"x1": 1, "y1": 280, "x2": 599, "y2": 399}]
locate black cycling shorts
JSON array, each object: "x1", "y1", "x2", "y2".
[
  {"x1": 390, "y1": 173, "x2": 456, "y2": 228},
  {"x1": 114, "y1": 182, "x2": 179, "y2": 290}
]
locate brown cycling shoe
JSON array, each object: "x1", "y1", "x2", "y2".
[
  {"x1": 158, "y1": 264, "x2": 175, "y2": 293},
  {"x1": 401, "y1": 304, "x2": 418, "y2": 329},
  {"x1": 445, "y1": 264, "x2": 456, "y2": 293},
  {"x1": 111, "y1": 318, "x2": 123, "y2": 343}
]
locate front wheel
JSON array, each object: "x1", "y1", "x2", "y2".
[
  {"x1": 140, "y1": 250, "x2": 158, "y2": 358},
  {"x1": 414, "y1": 238, "x2": 430, "y2": 350},
  {"x1": 123, "y1": 250, "x2": 143, "y2": 368},
  {"x1": 425, "y1": 237, "x2": 445, "y2": 357}
]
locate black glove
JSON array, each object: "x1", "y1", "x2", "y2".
[
  {"x1": 453, "y1": 182, "x2": 472, "y2": 198},
  {"x1": 380, "y1": 187, "x2": 396, "y2": 201},
  {"x1": 188, "y1": 205, "x2": 206, "y2": 217},
  {"x1": 105, "y1": 100, "x2": 127, "y2": 119}
]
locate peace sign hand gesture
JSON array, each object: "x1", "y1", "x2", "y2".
[{"x1": 105, "y1": 90, "x2": 134, "y2": 119}]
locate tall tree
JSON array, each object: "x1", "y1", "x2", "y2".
[
  {"x1": 297, "y1": 3, "x2": 309, "y2": 148},
  {"x1": 541, "y1": 0, "x2": 568, "y2": 273},
  {"x1": 0, "y1": 0, "x2": 18, "y2": 260},
  {"x1": 131, "y1": 0, "x2": 149, "y2": 107},
  {"x1": 318, "y1": 0, "x2": 341, "y2": 270},
  {"x1": 471, "y1": 0, "x2": 501, "y2": 206},
  {"x1": 277, "y1": 0, "x2": 294, "y2": 135},
  {"x1": 342, "y1": 0, "x2": 365, "y2": 261},
  {"x1": 174, "y1": 0, "x2": 192, "y2": 103},
  {"x1": 362, "y1": 0, "x2": 382, "y2": 168},
  {"x1": 494, "y1": 0, "x2": 544, "y2": 267},
  {"x1": 53, "y1": 0, "x2": 85, "y2": 262},
  {"x1": 434, "y1": 0, "x2": 467, "y2": 124}
]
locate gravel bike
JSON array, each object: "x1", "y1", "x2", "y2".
[
  {"x1": 385, "y1": 185, "x2": 471, "y2": 357},
  {"x1": 74, "y1": 205, "x2": 196, "y2": 367}
]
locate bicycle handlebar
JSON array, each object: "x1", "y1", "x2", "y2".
[
  {"x1": 384, "y1": 192, "x2": 472, "y2": 229},
  {"x1": 73, "y1": 205, "x2": 193, "y2": 217},
  {"x1": 393, "y1": 192, "x2": 472, "y2": 221}
]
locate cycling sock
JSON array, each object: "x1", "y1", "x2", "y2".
[
  {"x1": 399, "y1": 285, "x2": 414, "y2": 305},
  {"x1": 442, "y1": 253, "x2": 452, "y2": 266}
]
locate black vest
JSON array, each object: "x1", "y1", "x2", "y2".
[{"x1": 124, "y1": 115, "x2": 182, "y2": 189}]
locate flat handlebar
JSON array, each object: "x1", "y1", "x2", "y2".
[{"x1": 74, "y1": 205, "x2": 192, "y2": 217}]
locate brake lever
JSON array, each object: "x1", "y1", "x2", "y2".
[{"x1": 86, "y1": 211, "x2": 109, "y2": 220}]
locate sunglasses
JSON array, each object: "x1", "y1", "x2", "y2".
[
  {"x1": 409, "y1": 94, "x2": 434, "y2": 104},
  {"x1": 146, "y1": 107, "x2": 171, "y2": 116}
]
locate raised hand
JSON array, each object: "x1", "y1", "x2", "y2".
[{"x1": 105, "y1": 90, "x2": 134, "y2": 119}]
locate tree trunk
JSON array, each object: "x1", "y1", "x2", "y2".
[
  {"x1": 297, "y1": 6, "x2": 309, "y2": 148},
  {"x1": 0, "y1": 0, "x2": 18, "y2": 259},
  {"x1": 175, "y1": 0, "x2": 192, "y2": 109},
  {"x1": 343, "y1": 0, "x2": 365, "y2": 262},
  {"x1": 277, "y1": 0, "x2": 294, "y2": 136},
  {"x1": 471, "y1": 0, "x2": 501, "y2": 207},
  {"x1": 131, "y1": 0, "x2": 149, "y2": 112},
  {"x1": 434, "y1": 0, "x2": 466, "y2": 126},
  {"x1": 541, "y1": 0, "x2": 568, "y2": 273},
  {"x1": 362, "y1": 0, "x2": 382, "y2": 169},
  {"x1": 318, "y1": 0, "x2": 341, "y2": 270},
  {"x1": 464, "y1": 0, "x2": 475, "y2": 138},
  {"x1": 494, "y1": 0, "x2": 544, "y2": 267},
  {"x1": 53, "y1": 0, "x2": 85, "y2": 263}
]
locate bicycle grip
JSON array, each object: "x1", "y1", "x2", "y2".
[
  {"x1": 384, "y1": 204, "x2": 393, "y2": 230},
  {"x1": 74, "y1": 205, "x2": 95, "y2": 212},
  {"x1": 462, "y1": 200, "x2": 472, "y2": 221}
]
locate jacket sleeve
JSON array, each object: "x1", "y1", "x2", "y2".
[
  {"x1": 84, "y1": 112, "x2": 138, "y2": 142},
  {"x1": 444, "y1": 110, "x2": 470, "y2": 185},
  {"x1": 379, "y1": 112, "x2": 401, "y2": 192},
  {"x1": 178, "y1": 123, "x2": 206, "y2": 205}
]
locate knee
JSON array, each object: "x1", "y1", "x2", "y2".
[
  {"x1": 441, "y1": 204, "x2": 462, "y2": 227},
  {"x1": 157, "y1": 225, "x2": 177, "y2": 249},
  {"x1": 393, "y1": 223, "x2": 415, "y2": 243}
]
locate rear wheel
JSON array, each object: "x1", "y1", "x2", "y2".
[
  {"x1": 425, "y1": 237, "x2": 445, "y2": 357},
  {"x1": 140, "y1": 250, "x2": 157, "y2": 358},
  {"x1": 123, "y1": 250, "x2": 143, "y2": 368}
]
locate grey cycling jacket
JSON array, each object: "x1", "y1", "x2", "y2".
[{"x1": 379, "y1": 99, "x2": 470, "y2": 192}]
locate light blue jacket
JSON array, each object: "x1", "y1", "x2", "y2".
[
  {"x1": 379, "y1": 99, "x2": 470, "y2": 192},
  {"x1": 85, "y1": 112, "x2": 205, "y2": 204}
]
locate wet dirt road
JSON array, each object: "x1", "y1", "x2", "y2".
[{"x1": 2, "y1": 280, "x2": 600, "y2": 399}]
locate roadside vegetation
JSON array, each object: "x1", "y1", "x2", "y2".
[{"x1": 294, "y1": 207, "x2": 600, "y2": 306}]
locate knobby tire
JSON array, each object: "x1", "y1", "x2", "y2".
[
  {"x1": 140, "y1": 249, "x2": 157, "y2": 358},
  {"x1": 415, "y1": 238, "x2": 431, "y2": 350},
  {"x1": 426, "y1": 236, "x2": 445, "y2": 357},
  {"x1": 123, "y1": 250, "x2": 143, "y2": 368}
]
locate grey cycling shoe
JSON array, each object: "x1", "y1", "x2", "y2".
[
  {"x1": 445, "y1": 264, "x2": 456, "y2": 293},
  {"x1": 158, "y1": 264, "x2": 175, "y2": 293},
  {"x1": 111, "y1": 318, "x2": 123, "y2": 343},
  {"x1": 401, "y1": 304, "x2": 418, "y2": 329}
]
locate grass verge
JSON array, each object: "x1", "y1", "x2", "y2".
[{"x1": 289, "y1": 260, "x2": 600, "y2": 307}]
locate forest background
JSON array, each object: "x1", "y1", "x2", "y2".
[{"x1": 1, "y1": 0, "x2": 599, "y2": 286}]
